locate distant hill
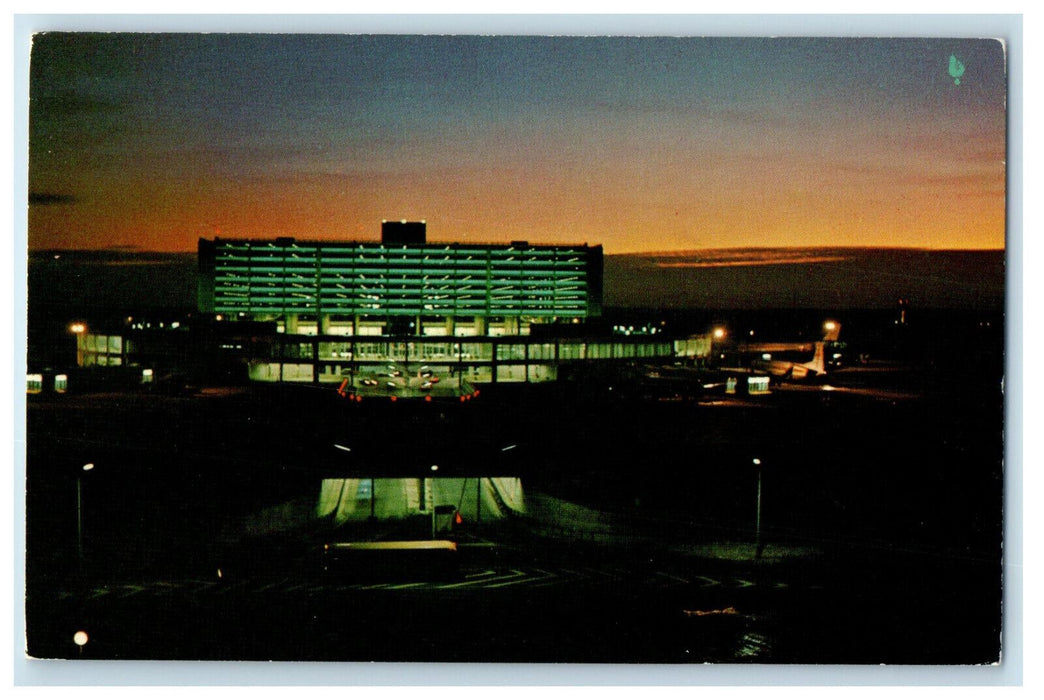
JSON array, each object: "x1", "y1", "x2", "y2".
[
  {"x1": 25, "y1": 247, "x2": 1005, "y2": 318},
  {"x1": 27, "y1": 250, "x2": 198, "y2": 317},
  {"x1": 605, "y1": 248, "x2": 1005, "y2": 310}
]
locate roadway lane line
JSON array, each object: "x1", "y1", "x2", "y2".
[
  {"x1": 464, "y1": 569, "x2": 496, "y2": 578},
  {"x1": 254, "y1": 577, "x2": 292, "y2": 592},
  {"x1": 115, "y1": 584, "x2": 148, "y2": 599},
  {"x1": 655, "y1": 571, "x2": 690, "y2": 584},
  {"x1": 557, "y1": 567, "x2": 588, "y2": 579},
  {"x1": 440, "y1": 569, "x2": 527, "y2": 589},
  {"x1": 486, "y1": 568, "x2": 559, "y2": 589}
]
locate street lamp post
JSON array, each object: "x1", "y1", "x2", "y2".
[
  {"x1": 753, "y1": 458, "x2": 764, "y2": 559},
  {"x1": 69, "y1": 322, "x2": 87, "y2": 366},
  {"x1": 77, "y1": 463, "x2": 94, "y2": 571},
  {"x1": 712, "y1": 326, "x2": 726, "y2": 366},
  {"x1": 430, "y1": 465, "x2": 439, "y2": 539}
]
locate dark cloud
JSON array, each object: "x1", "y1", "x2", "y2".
[{"x1": 28, "y1": 192, "x2": 77, "y2": 206}]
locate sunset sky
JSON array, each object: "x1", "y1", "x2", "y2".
[{"x1": 26, "y1": 33, "x2": 1007, "y2": 254}]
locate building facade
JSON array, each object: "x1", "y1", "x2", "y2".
[{"x1": 198, "y1": 222, "x2": 603, "y2": 338}]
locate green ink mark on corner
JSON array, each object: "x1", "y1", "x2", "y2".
[{"x1": 948, "y1": 54, "x2": 965, "y2": 86}]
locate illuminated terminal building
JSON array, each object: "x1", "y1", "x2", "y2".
[
  {"x1": 54, "y1": 222, "x2": 708, "y2": 392},
  {"x1": 198, "y1": 220, "x2": 603, "y2": 337},
  {"x1": 192, "y1": 220, "x2": 682, "y2": 387}
]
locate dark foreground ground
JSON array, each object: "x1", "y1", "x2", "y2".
[{"x1": 24, "y1": 344, "x2": 1005, "y2": 664}]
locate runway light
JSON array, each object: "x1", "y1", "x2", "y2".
[{"x1": 73, "y1": 630, "x2": 89, "y2": 647}]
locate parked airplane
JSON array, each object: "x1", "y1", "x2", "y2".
[{"x1": 728, "y1": 321, "x2": 841, "y2": 381}]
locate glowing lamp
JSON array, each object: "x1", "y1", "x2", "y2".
[
  {"x1": 69, "y1": 322, "x2": 86, "y2": 334},
  {"x1": 73, "y1": 630, "x2": 89, "y2": 647}
]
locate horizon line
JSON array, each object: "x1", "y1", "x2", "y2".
[{"x1": 27, "y1": 244, "x2": 1007, "y2": 256}]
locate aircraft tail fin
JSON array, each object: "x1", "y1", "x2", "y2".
[{"x1": 805, "y1": 341, "x2": 827, "y2": 376}]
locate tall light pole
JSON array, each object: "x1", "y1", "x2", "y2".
[
  {"x1": 712, "y1": 326, "x2": 726, "y2": 367},
  {"x1": 430, "y1": 465, "x2": 439, "y2": 539},
  {"x1": 753, "y1": 458, "x2": 764, "y2": 559},
  {"x1": 77, "y1": 463, "x2": 94, "y2": 571},
  {"x1": 70, "y1": 322, "x2": 87, "y2": 366}
]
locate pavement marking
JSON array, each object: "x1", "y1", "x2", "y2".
[
  {"x1": 464, "y1": 569, "x2": 496, "y2": 579},
  {"x1": 440, "y1": 568, "x2": 526, "y2": 589},
  {"x1": 210, "y1": 580, "x2": 254, "y2": 597},
  {"x1": 558, "y1": 567, "x2": 588, "y2": 579},
  {"x1": 116, "y1": 584, "x2": 148, "y2": 599},
  {"x1": 52, "y1": 567, "x2": 807, "y2": 601},
  {"x1": 486, "y1": 568, "x2": 559, "y2": 589},
  {"x1": 655, "y1": 571, "x2": 690, "y2": 584},
  {"x1": 254, "y1": 577, "x2": 292, "y2": 592}
]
